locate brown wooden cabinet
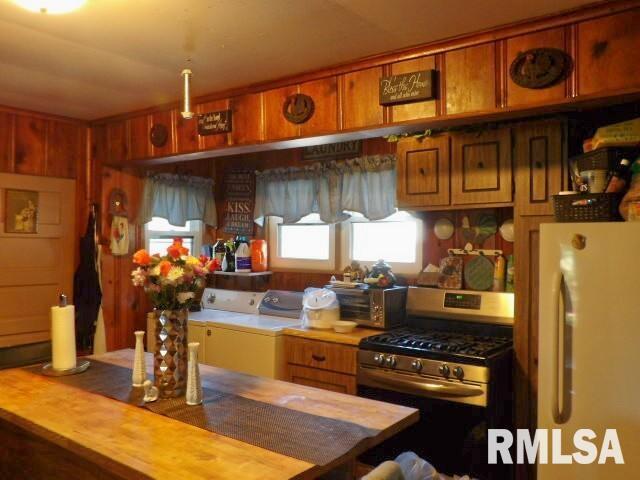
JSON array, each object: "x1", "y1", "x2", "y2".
[
  {"x1": 389, "y1": 56, "x2": 437, "y2": 123},
  {"x1": 299, "y1": 76, "x2": 339, "y2": 137},
  {"x1": 451, "y1": 128, "x2": 513, "y2": 205},
  {"x1": 150, "y1": 110, "x2": 175, "y2": 158},
  {"x1": 284, "y1": 336, "x2": 357, "y2": 395},
  {"x1": 396, "y1": 135, "x2": 450, "y2": 208},
  {"x1": 197, "y1": 99, "x2": 229, "y2": 150},
  {"x1": 229, "y1": 93, "x2": 264, "y2": 145},
  {"x1": 264, "y1": 85, "x2": 299, "y2": 140},
  {"x1": 342, "y1": 67, "x2": 384, "y2": 130},
  {"x1": 445, "y1": 43, "x2": 496, "y2": 115},
  {"x1": 514, "y1": 120, "x2": 566, "y2": 216}
]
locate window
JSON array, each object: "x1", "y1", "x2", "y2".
[
  {"x1": 267, "y1": 214, "x2": 335, "y2": 271},
  {"x1": 145, "y1": 217, "x2": 203, "y2": 256},
  {"x1": 340, "y1": 210, "x2": 422, "y2": 275},
  {"x1": 267, "y1": 210, "x2": 421, "y2": 274}
]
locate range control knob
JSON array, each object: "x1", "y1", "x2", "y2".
[
  {"x1": 385, "y1": 355, "x2": 397, "y2": 368},
  {"x1": 438, "y1": 364, "x2": 450, "y2": 377},
  {"x1": 453, "y1": 366, "x2": 464, "y2": 379},
  {"x1": 373, "y1": 354, "x2": 386, "y2": 366},
  {"x1": 411, "y1": 360, "x2": 423, "y2": 372}
]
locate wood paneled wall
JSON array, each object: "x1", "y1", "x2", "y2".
[{"x1": 91, "y1": 3, "x2": 640, "y2": 167}]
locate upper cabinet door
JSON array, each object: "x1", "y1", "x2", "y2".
[
  {"x1": 514, "y1": 120, "x2": 566, "y2": 216},
  {"x1": 451, "y1": 128, "x2": 512, "y2": 205},
  {"x1": 342, "y1": 67, "x2": 384, "y2": 130},
  {"x1": 445, "y1": 43, "x2": 496, "y2": 115},
  {"x1": 396, "y1": 135, "x2": 450, "y2": 208}
]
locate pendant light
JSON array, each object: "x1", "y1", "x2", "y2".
[{"x1": 180, "y1": 68, "x2": 194, "y2": 120}]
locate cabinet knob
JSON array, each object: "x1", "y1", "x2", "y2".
[
  {"x1": 477, "y1": 161, "x2": 485, "y2": 169},
  {"x1": 419, "y1": 167, "x2": 426, "y2": 175},
  {"x1": 311, "y1": 354, "x2": 326, "y2": 362},
  {"x1": 535, "y1": 161, "x2": 543, "y2": 169},
  {"x1": 207, "y1": 329, "x2": 212, "y2": 336}
]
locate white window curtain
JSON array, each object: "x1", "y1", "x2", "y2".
[
  {"x1": 138, "y1": 173, "x2": 217, "y2": 227},
  {"x1": 254, "y1": 154, "x2": 396, "y2": 225}
]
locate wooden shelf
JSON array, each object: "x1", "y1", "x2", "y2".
[{"x1": 213, "y1": 271, "x2": 272, "y2": 277}]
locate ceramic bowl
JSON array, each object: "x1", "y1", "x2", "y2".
[{"x1": 332, "y1": 320, "x2": 358, "y2": 334}]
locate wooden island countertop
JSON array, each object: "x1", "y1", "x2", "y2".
[
  {"x1": 0, "y1": 350, "x2": 417, "y2": 480},
  {"x1": 282, "y1": 326, "x2": 380, "y2": 346}
]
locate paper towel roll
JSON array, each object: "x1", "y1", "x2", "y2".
[{"x1": 51, "y1": 304, "x2": 76, "y2": 370}]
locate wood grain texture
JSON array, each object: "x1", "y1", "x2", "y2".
[
  {"x1": 149, "y1": 109, "x2": 175, "y2": 158},
  {"x1": 197, "y1": 98, "x2": 230, "y2": 150},
  {"x1": 514, "y1": 119, "x2": 566, "y2": 216},
  {"x1": 46, "y1": 120, "x2": 85, "y2": 179},
  {"x1": 285, "y1": 336, "x2": 357, "y2": 375},
  {"x1": 299, "y1": 76, "x2": 339, "y2": 137},
  {"x1": 389, "y1": 56, "x2": 437, "y2": 122},
  {"x1": 282, "y1": 327, "x2": 379, "y2": 347},
  {"x1": 0, "y1": 112, "x2": 15, "y2": 172},
  {"x1": 263, "y1": 85, "x2": 299, "y2": 140},
  {"x1": 106, "y1": 120, "x2": 128, "y2": 164},
  {"x1": 229, "y1": 93, "x2": 264, "y2": 145},
  {"x1": 342, "y1": 67, "x2": 384, "y2": 130},
  {"x1": 451, "y1": 127, "x2": 513, "y2": 205},
  {"x1": 127, "y1": 114, "x2": 150, "y2": 160},
  {"x1": 286, "y1": 364, "x2": 357, "y2": 395},
  {"x1": 506, "y1": 27, "x2": 568, "y2": 107},
  {"x1": 14, "y1": 115, "x2": 46, "y2": 175},
  {"x1": 0, "y1": 350, "x2": 418, "y2": 480},
  {"x1": 396, "y1": 135, "x2": 450, "y2": 208},
  {"x1": 577, "y1": 9, "x2": 640, "y2": 96},
  {"x1": 174, "y1": 108, "x2": 199, "y2": 154},
  {"x1": 445, "y1": 43, "x2": 496, "y2": 115}
]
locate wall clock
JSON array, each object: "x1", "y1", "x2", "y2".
[
  {"x1": 149, "y1": 123, "x2": 169, "y2": 148},
  {"x1": 509, "y1": 48, "x2": 572, "y2": 89},
  {"x1": 283, "y1": 94, "x2": 315, "y2": 124}
]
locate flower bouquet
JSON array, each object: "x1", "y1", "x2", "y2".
[{"x1": 131, "y1": 238, "x2": 218, "y2": 397}]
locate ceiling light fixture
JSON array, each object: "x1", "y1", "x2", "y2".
[
  {"x1": 181, "y1": 68, "x2": 194, "y2": 120},
  {"x1": 12, "y1": 0, "x2": 86, "y2": 14}
]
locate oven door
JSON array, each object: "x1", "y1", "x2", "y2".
[{"x1": 333, "y1": 289, "x2": 372, "y2": 324}]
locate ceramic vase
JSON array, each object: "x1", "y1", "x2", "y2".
[
  {"x1": 186, "y1": 342, "x2": 203, "y2": 406},
  {"x1": 132, "y1": 330, "x2": 146, "y2": 387},
  {"x1": 153, "y1": 309, "x2": 189, "y2": 398}
]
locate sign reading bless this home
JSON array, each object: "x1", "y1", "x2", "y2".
[
  {"x1": 222, "y1": 170, "x2": 255, "y2": 236},
  {"x1": 379, "y1": 69, "x2": 436, "y2": 105}
]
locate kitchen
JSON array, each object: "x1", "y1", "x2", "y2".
[{"x1": 0, "y1": 1, "x2": 639, "y2": 479}]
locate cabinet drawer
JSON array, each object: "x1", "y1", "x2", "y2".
[
  {"x1": 284, "y1": 336, "x2": 357, "y2": 375},
  {"x1": 286, "y1": 364, "x2": 357, "y2": 395}
]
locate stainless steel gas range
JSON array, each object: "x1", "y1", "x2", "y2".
[{"x1": 357, "y1": 287, "x2": 514, "y2": 479}]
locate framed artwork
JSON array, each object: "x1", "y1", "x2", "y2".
[{"x1": 4, "y1": 189, "x2": 39, "y2": 234}]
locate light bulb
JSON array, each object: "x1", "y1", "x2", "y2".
[
  {"x1": 181, "y1": 69, "x2": 194, "y2": 120},
  {"x1": 12, "y1": 0, "x2": 86, "y2": 14}
]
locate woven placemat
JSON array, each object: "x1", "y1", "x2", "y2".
[{"x1": 25, "y1": 360, "x2": 378, "y2": 466}]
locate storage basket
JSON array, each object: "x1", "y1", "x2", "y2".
[
  {"x1": 553, "y1": 193, "x2": 624, "y2": 222},
  {"x1": 573, "y1": 147, "x2": 637, "y2": 172}
]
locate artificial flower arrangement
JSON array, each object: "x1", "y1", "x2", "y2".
[{"x1": 131, "y1": 238, "x2": 219, "y2": 310}]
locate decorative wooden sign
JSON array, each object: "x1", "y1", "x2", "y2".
[
  {"x1": 509, "y1": 48, "x2": 572, "y2": 89},
  {"x1": 149, "y1": 124, "x2": 168, "y2": 147},
  {"x1": 222, "y1": 169, "x2": 255, "y2": 236},
  {"x1": 283, "y1": 94, "x2": 315, "y2": 124},
  {"x1": 379, "y1": 70, "x2": 436, "y2": 105},
  {"x1": 302, "y1": 140, "x2": 362, "y2": 161},
  {"x1": 197, "y1": 110, "x2": 232, "y2": 135}
]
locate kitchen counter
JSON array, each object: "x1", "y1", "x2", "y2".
[
  {"x1": 282, "y1": 325, "x2": 379, "y2": 346},
  {"x1": 0, "y1": 349, "x2": 417, "y2": 480}
]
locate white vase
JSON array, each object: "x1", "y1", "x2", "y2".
[
  {"x1": 132, "y1": 330, "x2": 146, "y2": 387},
  {"x1": 186, "y1": 342, "x2": 203, "y2": 406}
]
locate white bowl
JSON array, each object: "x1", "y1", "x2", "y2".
[{"x1": 332, "y1": 320, "x2": 358, "y2": 333}]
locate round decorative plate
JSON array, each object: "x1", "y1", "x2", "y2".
[
  {"x1": 283, "y1": 93, "x2": 315, "y2": 124},
  {"x1": 464, "y1": 255, "x2": 494, "y2": 291},
  {"x1": 509, "y1": 48, "x2": 572, "y2": 89},
  {"x1": 149, "y1": 123, "x2": 169, "y2": 148},
  {"x1": 434, "y1": 218, "x2": 455, "y2": 240}
]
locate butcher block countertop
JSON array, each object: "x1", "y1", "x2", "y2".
[
  {"x1": 0, "y1": 349, "x2": 417, "y2": 480},
  {"x1": 282, "y1": 326, "x2": 379, "y2": 346}
]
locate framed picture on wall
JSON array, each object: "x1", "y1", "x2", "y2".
[{"x1": 4, "y1": 189, "x2": 39, "y2": 234}]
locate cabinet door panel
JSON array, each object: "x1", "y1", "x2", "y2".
[
  {"x1": 263, "y1": 85, "x2": 299, "y2": 140},
  {"x1": 286, "y1": 364, "x2": 356, "y2": 395},
  {"x1": 578, "y1": 10, "x2": 640, "y2": 96},
  {"x1": 451, "y1": 128, "x2": 512, "y2": 205},
  {"x1": 299, "y1": 77, "x2": 339, "y2": 137},
  {"x1": 342, "y1": 67, "x2": 384, "y2": 130},
  {"x1": 229, "y1": 93, "x2": 263, "y2": 145},
  {"x1": 396, "y1": 135, "x2": 450, "y2": 208},
  {"x1": 389, "y1": 56, "x2": 436, "y2": 122},
  {"x1": 514, "y1": 120, "x2": 566, "y2": 216},
  {"x1": 197, "y1": 99, "x2": 229, "y2": 150},
  {"x1": 150, "y1": 110, "x2": 175, "y2": 158},
  {"x1": 445, "y1": 43, "x2": 496, "y2": 115}
]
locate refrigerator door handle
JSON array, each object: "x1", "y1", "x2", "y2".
[{"x1": 551, "y1": 270, "x2": 568, "y2": 424}]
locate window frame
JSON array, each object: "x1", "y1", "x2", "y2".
[
  {"x1": 144, "y1": 217, "x2": 204, "y2": 257},
  {"x1": 339, "y1": 211, "x2": 423, "y2": 275},
  {"x1": 266, "y1": 215, "x2": 336, "y2": 271}
]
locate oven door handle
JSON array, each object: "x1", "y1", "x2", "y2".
[{"x1": 360, "y1": 368, "x2": 484, "y2": 397}]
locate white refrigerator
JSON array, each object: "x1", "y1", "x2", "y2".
[{"x1": 538, "y1": 222, "x2": 640, "y2": 479}]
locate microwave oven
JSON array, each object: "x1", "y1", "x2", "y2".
[{"x1": 328, "y1": 285, "x2": 407, "y2": 329}]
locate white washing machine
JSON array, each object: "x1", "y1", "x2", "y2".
[{"x1": 187, "y1": 289, "x2": 303, "y2": 379}]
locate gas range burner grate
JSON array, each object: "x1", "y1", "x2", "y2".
[{"x1": 360, "y1": 327, "x2": 512, "y2": 361}]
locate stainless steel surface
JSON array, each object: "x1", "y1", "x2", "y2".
[
  {"x1": 42, "y1": 359, "x2": 91, "y2": 376},
  {"x1": 406, "y1": 287, "x2": 514, "y2": 325},
  {"x1": 438, "y1": 364, "x2": 450, "y2": 377},
  {"x1": 453, "y1": 366, "x2": 464, "y2": 379},
  {"x1": 329, "y1": 285, "x2": 407, "y2": 329},
  {"x1": 357, "y1": 365, "x2": 487, "y2": 406}
]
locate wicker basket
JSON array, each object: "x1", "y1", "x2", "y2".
[{"x1": 553, "y1": 193, "x2": 624, "y2": 222}]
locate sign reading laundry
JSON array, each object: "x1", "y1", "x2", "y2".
[
  {"x1": 197, "y1": 110, "x2": 232, "y2": 135},
  {"x1": 379, "y1": 69, "x2": 436, "y2": 105},
  {"x1": 302, "y1": 140, "x2": 362, "y2": 161},
  {"x1": 223, "y1": 169, "x2": 255, "y2": 236}
]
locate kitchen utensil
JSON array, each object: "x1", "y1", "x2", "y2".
[
  {"x1": 499, "y1": 219, "x2": 514, "y2": 242},
  {"x1": 332, "y1": 320, "x2": 358, "y2": 333},
  {"x1": 434, "y1": 218, "x2": 455, "y2": 240}
]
